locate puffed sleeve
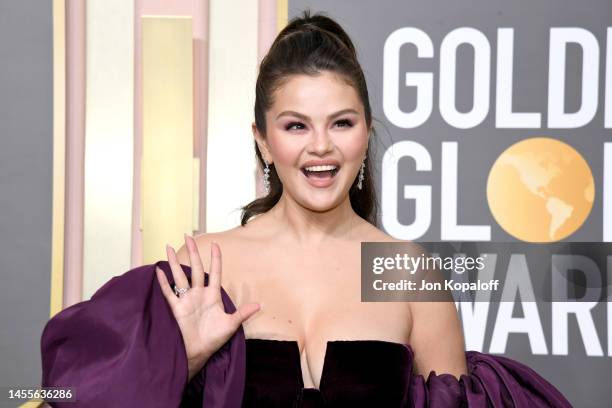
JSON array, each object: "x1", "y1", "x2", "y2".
[
  {"x1": 409, "y1": 349, "x2": 573, "y2": 407},
  {"x1": 40, "y1": 260, "x2": 245, "y2": 408}
]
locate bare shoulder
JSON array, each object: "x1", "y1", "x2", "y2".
[
  {"x1": 358, "y1": 221, "x2": 398, "y2": 242},
  {"x1": 358, "y1": 221, "x2": 425, "y2": 254},
  {"x1": 175, "y1": 226, "x2": 243, "y2": 269},
  {"x1": 175, "y1": 214, "x2": 273, "y2": 270}
]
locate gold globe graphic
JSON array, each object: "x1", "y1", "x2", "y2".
[{"x1": 487, "y1": 137, "x2": 595, "y2": 242}]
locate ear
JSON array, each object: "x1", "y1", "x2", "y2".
[{"x1": 252, "y1": 122, "x2": 273, "y2": 164}]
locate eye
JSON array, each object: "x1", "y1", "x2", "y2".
[
  {"x1": 286, "y1": 121, "x2": 305, "y2": 131},
  {"x1": 335, "y1": 119, "x2": 353, "y2": 128}
]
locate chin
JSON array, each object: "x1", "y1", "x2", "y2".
[{"x1": 300, "y1": 193, "x2": 344, "y2": 212}]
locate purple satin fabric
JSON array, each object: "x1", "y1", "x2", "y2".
[
  {"x1": 408, "y1": 346, "x2": 573, "y2": 407},
  {"x1": 41, "y1": 261, "x2": 245, "y2": 408},
  {"x1": 40, "y1": 261, "x2": 572, "y2": 407}
]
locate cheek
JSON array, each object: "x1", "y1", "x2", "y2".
[
  {"x1": 335, "y1": 134, "x2": 368, "y2": 160},
  {"x1": 267, "y1": 136, "x2": 302, "y2": 166}
]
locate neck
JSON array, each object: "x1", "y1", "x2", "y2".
[{"x1": 268, "y1": 191, "x2": 360, "y2": 245}]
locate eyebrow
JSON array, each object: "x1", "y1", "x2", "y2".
[{"x1": 275, "y1": 108, "x2": 359, "y2": 121}]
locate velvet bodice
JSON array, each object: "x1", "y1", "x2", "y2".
[{"x1": 243, "y1": 338, "x2": 413, "y2": 407}]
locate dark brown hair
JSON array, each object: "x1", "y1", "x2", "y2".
[{"x1": 240, "y1": 9, "x2": 379, "y2": 226}]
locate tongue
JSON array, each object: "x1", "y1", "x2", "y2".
[{"x1": 308, "y1": 170, "x2": 334, "y2": 178}]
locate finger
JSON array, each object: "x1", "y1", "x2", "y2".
[
  {"x1": 156, "y1": 266, "x2": 178, "y2": 308},
  {"x1": 232, "y1": 302, "x2": 261, "y2": 326},
  {"x1": 208, "y1": 242, "x2": 222, "y2": 290},
  {"x1": 166, "y1": 244, "x2": 190, "y2": 290},
  {"x1": 185, "y1": 234, "x2": 205, "y2": 287}
]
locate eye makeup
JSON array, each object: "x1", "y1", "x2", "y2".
[{"x1": 284, "y1": 118, "x2": 354, "y2": 132}]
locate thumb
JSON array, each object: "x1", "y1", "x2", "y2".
[{"x1": 233, "y1": 302, "x2": 261, "y2": 326}]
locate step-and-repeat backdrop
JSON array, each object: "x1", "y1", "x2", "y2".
[{"x1": 290, "y1": 0, "x2": 611, "y2": 405}]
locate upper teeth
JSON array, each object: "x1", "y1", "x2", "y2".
[{"x1": 304, "y1": 165, "x2": 337, "y2": 172}]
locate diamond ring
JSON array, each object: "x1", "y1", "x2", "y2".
[{"x1": 174, "y1": 286, "x2": 190, "y2": 297}]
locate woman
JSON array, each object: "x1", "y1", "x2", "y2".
[{"x1": 41, "y1": 10, "x2": 572, "y2": 408}]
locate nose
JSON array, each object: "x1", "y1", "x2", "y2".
[{"x1": 307, "y1": 128, "x2": 334, "y2": 155}]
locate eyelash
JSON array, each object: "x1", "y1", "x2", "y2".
[{"x1": 285, "y1": 119, "x2": 353, "y2": 131}]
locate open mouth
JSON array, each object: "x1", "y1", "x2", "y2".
[{"x1": 300, "y1": 165, "x2": 340, "y2": 179}]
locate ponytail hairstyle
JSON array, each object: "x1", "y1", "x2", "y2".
[{"x1": 240, "y1": 9, "x2": 379, "y2": 226}]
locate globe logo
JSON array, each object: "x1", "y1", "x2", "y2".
[{"x1": 486, "y1": 137, "x2": 595, "y2": 242}]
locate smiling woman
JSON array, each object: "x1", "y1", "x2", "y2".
[
  {"x1": 40, "y1": 8, "x2": 573, "y2": 408},
  {"x1": 240, "y1": 11, "x2": 377, "y2": 227}
]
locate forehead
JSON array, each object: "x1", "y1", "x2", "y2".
[{"x1": 270, "y1": 71, "x2": 361, "y2": 113}]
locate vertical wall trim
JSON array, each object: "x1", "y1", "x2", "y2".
[
  {"x1": 50, "y1": 0, "x2": 66, "y2": 316},
  {"x1": 63, "y1": 0, "x2": 86, "y2": 307},
  {"x1": 277, "y1": 0, "x2": 287, "y2": 33}
]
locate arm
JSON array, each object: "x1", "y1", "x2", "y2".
[
  {"x1": 408, "y1": 300, "x2": 467, "y2": 380},
  {"x1": 403, "y1": 246, "x2": 572, "y2": 406},
  {"x1": 408, "y1": 299, "x2": 573, "y2": 407}
]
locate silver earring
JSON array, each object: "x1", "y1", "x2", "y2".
[
  {"x1": 357, "y1": 155, "x2": 366, "y2": 190},
  {"x1": 263, "y1": 161, "x2": 271, "y2": 194}
]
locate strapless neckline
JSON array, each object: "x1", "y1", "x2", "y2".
[{"x1": 245, "y1": 338, "x2": 413, "y2": 391}]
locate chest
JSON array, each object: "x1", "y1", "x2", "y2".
[{"x1": 219, "y1": 244, "x2": 412, "y2": 389}]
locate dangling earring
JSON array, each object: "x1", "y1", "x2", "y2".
[
  {"x1": 263, "y1": 161, "x2": 271, "y2": 195},
  {"x1": 357, "y1": 155, "x2": 366, "y2": 190}
]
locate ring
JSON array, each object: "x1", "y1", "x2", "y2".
[{"x1": 174, "y1": 286, "x2": 190, "y2": 297}]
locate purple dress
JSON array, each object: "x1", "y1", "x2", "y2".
[{"x1": 40, "y1": 261, "x2": 573, "y2": 407}]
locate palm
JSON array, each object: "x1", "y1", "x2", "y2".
[
  {"x1": 171, "y1": 286, "x2": 239, "y2": 360},
  {"x1": 156, "y1": 237, "x2": 260, "y2": 366}
]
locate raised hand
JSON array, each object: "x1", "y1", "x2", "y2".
[{"x1": 155, "y1": 235, "x2": 261, "y2": 381}]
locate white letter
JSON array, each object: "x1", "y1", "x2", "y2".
[
  {"x1": 383, "y1": 28, "x2": 434, "y2": 128},
  {"x1": 489, "y1": 254, "x2": 548, "y2": 354},
  {"x1": 605, "y1": 143, "x2": 612, "y2": 242},
  {"x1": 458, "y1": 253, "x2": 497, "y2": 351},
  {"x1": 495, "y1": 28, "x2": 541, "y2": 128},
  {"x1": 552, "y1": 255, "x2": 604, "y2": 356},
  {"x1": 382, "y1": 141, "x2": 432, "y2": 239},
  {"x1": 548, "y1": 28, "x2": 599, "y2": 128},
  {"x1": 439, "y1": 27, "x2": 491, "y2": 129},
  {"x1": 441, "y1": 142, "x2": 491, "y2": 240},
  {"x1": 605, "y1": 27, "x2": 611, "y2": 128}
]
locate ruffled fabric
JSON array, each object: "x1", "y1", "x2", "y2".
[
  {"x1": 40, "y1": 261, "x2": 246, "y2": 408},
  {"x1": 408, "y1": 346, "x2": 573, "y2": 407}
]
